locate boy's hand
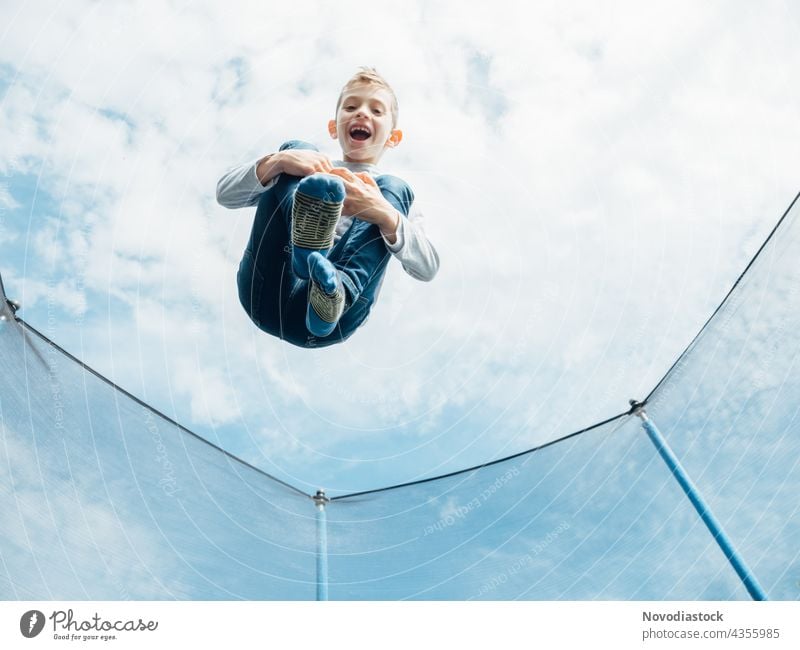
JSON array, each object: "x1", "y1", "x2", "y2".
[
  {"x1": 256, "y1": 150, "x2": 334, "y2": 185},
  {"x1": 276, "y1": 150, "x2": 335, "y2": 177},
  {"x1": 328, "y1": 168, "x2": 400, "y2": 242}
]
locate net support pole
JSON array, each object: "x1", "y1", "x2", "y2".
[
  {"x1": 313, "y1": 489, "x2": 329, "y2": 601},
  {"x1": 630, "y1": 402, "x2": 767, "y2": 601}
]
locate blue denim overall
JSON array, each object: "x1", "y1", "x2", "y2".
[{"x1": 237, "y1": 140, "x2": 414, "y2": 348}]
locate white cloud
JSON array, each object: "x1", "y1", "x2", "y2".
[{"x1": 0, "y1": 184, "x2": 18, "y2": 209}]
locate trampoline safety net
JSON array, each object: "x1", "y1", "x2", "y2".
[{"x1": 1, "y1": 193, "x2": 798, "y2": 600}]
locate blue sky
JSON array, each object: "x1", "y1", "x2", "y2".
[{"x1": 1, "y1": 0, "x2": 799, "y2": 500}]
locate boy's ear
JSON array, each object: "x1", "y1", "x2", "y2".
[
  {"x1": 328, "y1": 119, "x2": 338, "y2": 139},
  {"x1": 385, "y1": 129, "x2": 403, "y2": 148}
]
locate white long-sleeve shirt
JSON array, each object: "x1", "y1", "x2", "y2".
[{"x1": 216, "y1": 158, "x2": 440, "y2": 282}]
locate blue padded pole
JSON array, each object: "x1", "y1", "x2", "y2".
[
  {"x1": 313, "y1": 490, "x2": 329, "y2": 601},
  {"x1": 631, "y1": 403, "x2": 767, "y2": 601}
]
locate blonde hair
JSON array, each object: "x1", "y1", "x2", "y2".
[{"x1": 335, "y1": 66, "x2": 399, "y2": 128}]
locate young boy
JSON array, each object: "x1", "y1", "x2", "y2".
[{"x1": 217, "y1": 67, "x2": 439, "y2": 348}]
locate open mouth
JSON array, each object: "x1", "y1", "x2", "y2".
[{"x1": 349, "y1": 125, "x2": 372, "y2": 141}]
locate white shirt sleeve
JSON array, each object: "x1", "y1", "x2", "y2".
[
  {"x1": 216, "y1": 159, "x2": 277, "y2": 208},
  {"x1": 380, "y1": 202, "x2": 440, "y2": 282}
]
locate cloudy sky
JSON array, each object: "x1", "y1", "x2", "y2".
[{"x1": 1, "y1": 0, "x2": 799, "y2": 496}]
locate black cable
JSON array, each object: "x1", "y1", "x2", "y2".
[
  {"x1": 644, "y1": 190, "x2": 800, "y2": 404},
  {"x1": 7, "y1": 189, "x2": 796, "y2": 505},
  {"x1": 3, "y1": 286, "x2": 632, "y2": 503},
  {"x1": 331, "y1": 410, "x2": 629, "y2": 501},
  {"x1": 13, "y1": 315, "x2": 312, "y2": 500}
]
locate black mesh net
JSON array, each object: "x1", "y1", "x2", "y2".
[{"x1": 1, "y1": 193, "x2": 798, "y2": 600}]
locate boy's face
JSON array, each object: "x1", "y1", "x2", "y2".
[{"x1": 328, "y1": 83, "x2": 402, "y2": 164}]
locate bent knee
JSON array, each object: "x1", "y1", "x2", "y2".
[
  {"x1": 279, "y1": 139, "x2": 319, "y2": 152},
  {"x1": 375, "y1": 174, "x2": 415, "y2": 213}
]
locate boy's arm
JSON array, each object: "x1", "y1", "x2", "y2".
[
  {"x1": 382, "y1": 204, "x2": 440, "y2": 282},
  {"x1": 216, "y1": 150, "x2": 333, "y2": 208},
  {"x1": 328, "y1": 168, "x2": 440, "y2": 282},
  {"x1": 215, "y1": 157, "x2": 278, "y2": 209}
]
